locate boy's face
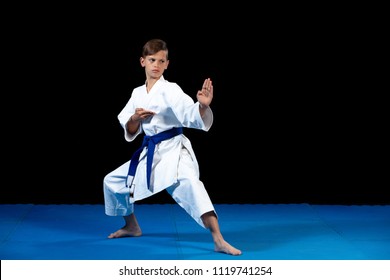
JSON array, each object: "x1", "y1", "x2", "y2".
[{"x1": 141, "y1": 50, "x2": 169, "y2": 79}]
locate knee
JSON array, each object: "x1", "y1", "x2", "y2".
[
  {"x1": 103, "y1": 174, "x2": 117, "y2": 193},
  {"x1": 103, "y1": 174, "x2": 128, "y2": 195},
  {"x1": 103, "y1": 174, "x2": 111, "y2": 189}
]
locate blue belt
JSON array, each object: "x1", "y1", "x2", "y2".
[{"x1": 127, "y1": 127, "x2": 183, "y2": 190}]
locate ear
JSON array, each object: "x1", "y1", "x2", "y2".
[
  {"x1": 140, "y1": 57, "x2": 145, "y2": 67},
  {"x1": 165, "y1": 60, "x2": 169, "y2": 69}
]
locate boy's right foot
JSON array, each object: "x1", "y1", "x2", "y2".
[{"x1": 108, "y1": 227, "x2": 142, "y2": 238}]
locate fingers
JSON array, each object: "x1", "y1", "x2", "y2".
[
  {"x1": 202, "y1": 78, "x2": 212, "y2": 90},
  {"x1": 201, "y1": 78, "x2": 213, "y2": 97},
  {"x1": 134, "y1": 108, "x2": 155, "y2": 121},
  {"x1": 136, "y1": 108, "x2": 155, "y2": 114}
]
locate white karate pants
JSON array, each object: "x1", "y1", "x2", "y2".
[{"x1": 103, "y1": 148, "x2": 216, "y2": 228}]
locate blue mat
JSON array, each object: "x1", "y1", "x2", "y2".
[{"x1": 1, "y1": 204, "x2": 389, "y2": 260}]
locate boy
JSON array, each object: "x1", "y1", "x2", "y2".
[{"x1": 103, "y1": 38, "x2": 241, "y2": 256}]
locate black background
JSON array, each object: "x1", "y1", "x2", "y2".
[{"x1": 2, "y1": 6, "x2": 388, "y2": 205}]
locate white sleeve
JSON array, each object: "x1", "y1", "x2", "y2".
[{"x1": 117, "y1": 93, "x2": 142, "y2": 142}]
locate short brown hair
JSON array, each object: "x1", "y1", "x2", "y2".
[{"x1": 142, "y1": 39, "x2": 168, "y2": 59}]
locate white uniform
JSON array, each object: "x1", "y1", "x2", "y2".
[{"x1": 104, "y1": 76, "x2": 215, "y2": 228}]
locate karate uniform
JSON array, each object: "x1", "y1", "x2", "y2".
[{"x1": 104, "y1": 76, "x2": 216, "y2": 228}]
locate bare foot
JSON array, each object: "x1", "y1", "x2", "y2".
[
  {"x1": 108, "y1": 227, "x2": 142, "y2": 238},
  {"x1": 215, "y1": 240, "x2": 242, "y2": 256}
]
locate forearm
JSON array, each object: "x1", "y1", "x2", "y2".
[
  {"x1": 126, "y1": 115, "x2": 141, "y2": 134},
  {"x1": 199, "y1": 103, "x2": 209, "y2": 118}
]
